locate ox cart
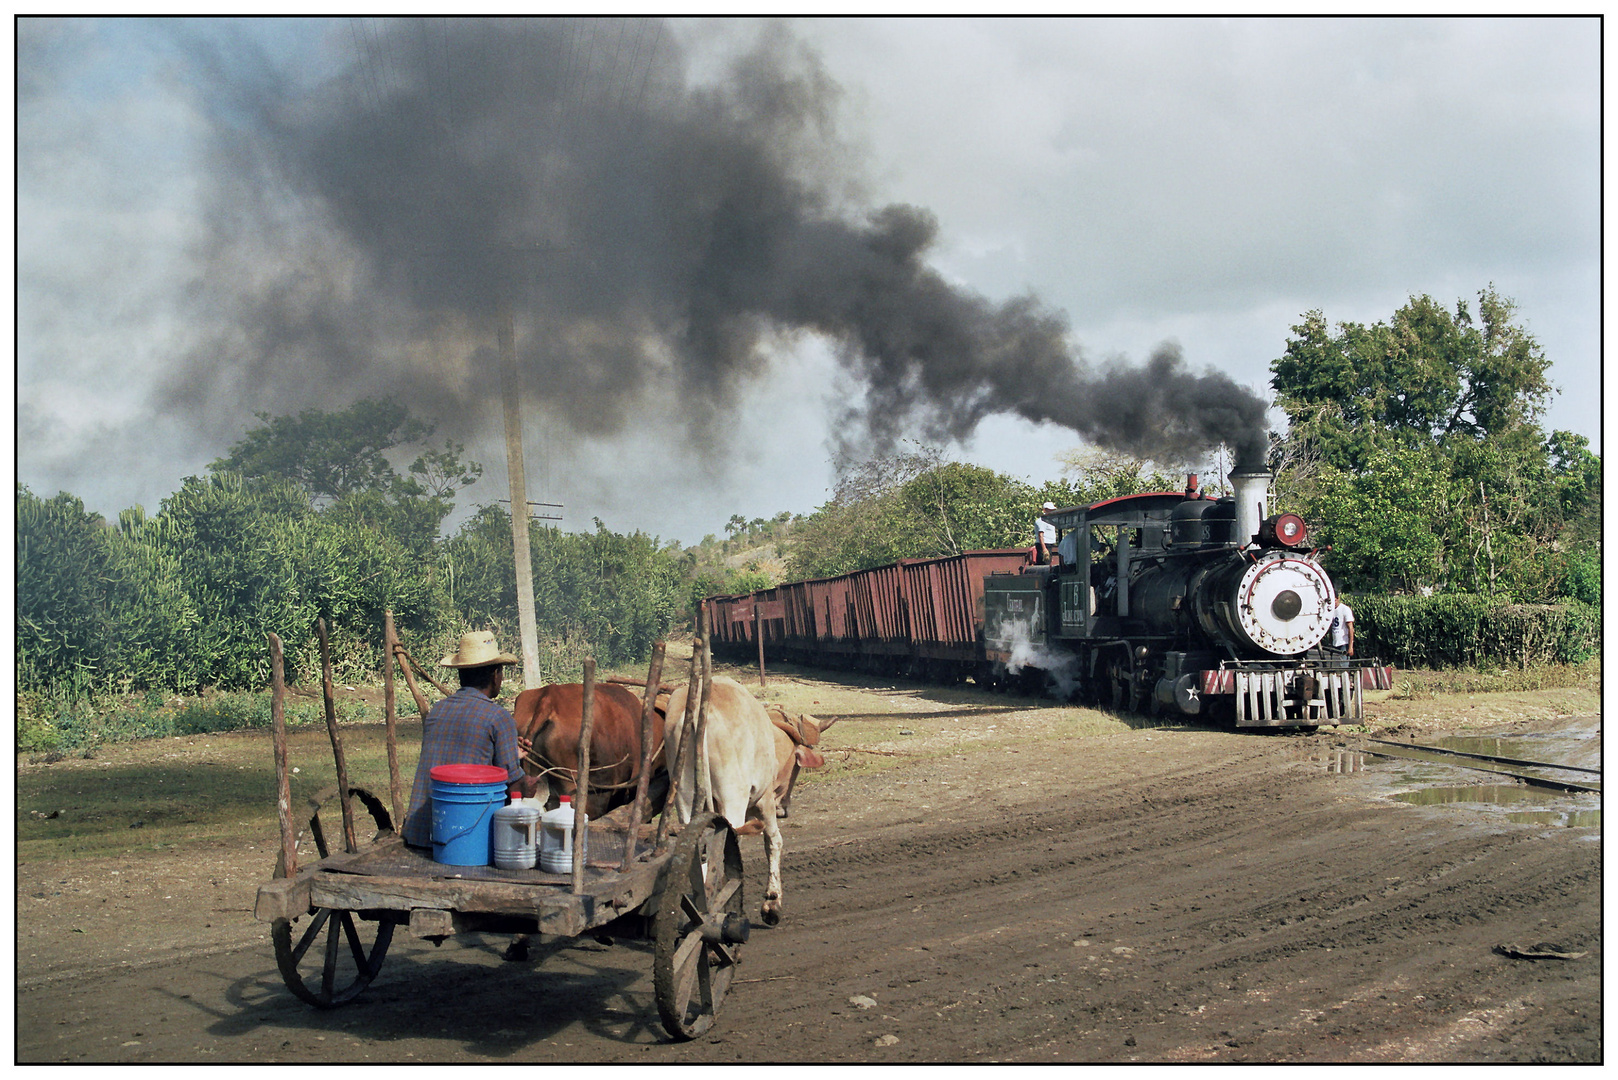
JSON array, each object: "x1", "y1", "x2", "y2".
[{"x1": 252, "y1": 616, "x2": 747, "y2": 1041}]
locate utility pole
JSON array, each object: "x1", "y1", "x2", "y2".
[{"x1": 498, "y1": 300, "x2": 542, "y2": 688}]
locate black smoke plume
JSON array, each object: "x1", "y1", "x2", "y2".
[{"x1": 169, "y1": 18, "x2": 1268, "y2": 468}]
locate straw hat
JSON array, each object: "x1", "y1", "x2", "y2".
[{"x1": 439, "y1": 630, "x2": 518, "y2": 668}]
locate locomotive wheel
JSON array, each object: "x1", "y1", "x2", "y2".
[
  {"x1": 271, "y1": 785, "x2": 399, "y2": 1009},
  {"x1": 653, "y1": 813, "x2": 747, "y2": 1040}
]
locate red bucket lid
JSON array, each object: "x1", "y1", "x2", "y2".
[{"x1": 430, "y1": 763, "x2": 509, "y2": 784}]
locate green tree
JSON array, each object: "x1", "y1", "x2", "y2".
[
  {"x1": 788, "y1": 449, "x2": 1039, "y2": 578},
  {"x1": 17, "y1": 486, "x2": 113, "y2": 690},
  {"x1": 1272, "y1": 287, "x2": 1553, "y2": 473},
  {"x1": 101, "y1": 507, "x2": 204, "y2": 692},
  {"x1": 1271, "y1": 288, "x2": 1592, "y2": 602},
  {"x1": 144, "y1": 473, "x2": 320, "y2": 688},
  {"x1": 442, "y1": 507, "x2": 687, "y2": 677},
  {"x1": 212, "y1": 398, "x2": 431, "y2": 501},
  {"x1": 1307, "y1": 446, "x2": 1451, "y2": 595},
  {"x1": 210, "y1": 399, "x2": 481, "y2": 547},
  {"x1": 1051, "y1": 449, "x2": 1181, "y2": 506}
]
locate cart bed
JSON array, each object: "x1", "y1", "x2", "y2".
[{"x1": 256, "y1": 820, "x2": 673, "y2": 939}]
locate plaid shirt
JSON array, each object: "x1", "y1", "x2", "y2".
[{"x1": 402, "y1": 686, "x2": 523, "y2": 847}]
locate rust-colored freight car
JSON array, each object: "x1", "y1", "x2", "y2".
[{"x1": 705, "y1": 549, "x2": 1029, "y2": 683}]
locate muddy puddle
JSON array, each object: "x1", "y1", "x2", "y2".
[{"x1": 1297, "y1": 714, "x2": 1602, "y2": 832}]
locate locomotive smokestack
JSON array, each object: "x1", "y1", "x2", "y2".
[{"x1": 1228, "y1": 466, "x2": 1271, "y2": 549}]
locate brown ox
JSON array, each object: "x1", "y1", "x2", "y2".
[
  {"x1": 662, "y1": 676, "x2": 832, "y2": 926},
  {"x1": 513, "y1": 682, "x2": 666, "y2": 820}
]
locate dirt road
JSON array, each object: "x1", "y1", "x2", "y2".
[{"x1": 15, "y1": 677, "x2": 1601, "y2": 1063}]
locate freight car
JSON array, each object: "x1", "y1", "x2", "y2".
[
  {"x1": 704, "y1": 468, "x2": 1392, "y2": 730},
  {"x1": 706, "y1": 549, "x2": 1030, "y2": 684}
]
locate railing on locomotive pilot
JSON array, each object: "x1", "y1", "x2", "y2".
[{"x1": 1196, "y1": 658, "x2": 1394, "y2": 728}]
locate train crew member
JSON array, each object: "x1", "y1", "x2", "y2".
[
  {"x1": 1328, "y1": 598, "x2": 1355, "y2": 658},
  {"x1": 1034, "y1": 502, "x2": 1058, "y2": 564},
  {"x1": 402, "y1": 630, "x2": 543, "y2": 849}
]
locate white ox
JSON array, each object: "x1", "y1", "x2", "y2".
[{"x1": 662, "y1": 676, "x2": 831, "y2": 926}]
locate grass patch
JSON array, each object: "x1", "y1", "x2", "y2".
[
  {"x1": 17, "y1": 722, "x2": 421, "y2": 863},
  {"x1": 17, "y1": 687, "x2": 390, "y2": 759},
  {"x1": 1390, "y1": 658, "x2": 1600, "y2": 700}
]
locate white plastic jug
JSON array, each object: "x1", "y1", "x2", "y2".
[
  {"x1": 539, "y1": 795, "x2": 587, "y2": 874},
  {"x1": 491, "y1": 789, "x2": 541, "y2": 870}
]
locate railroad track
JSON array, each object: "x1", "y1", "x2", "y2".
[{"x1": 1357, "y1": 737, "x2": 1601, "y2": 795}]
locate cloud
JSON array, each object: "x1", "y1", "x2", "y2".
[{"x1": 16, "y1": 17, "x2": 1599, "y2": 539}]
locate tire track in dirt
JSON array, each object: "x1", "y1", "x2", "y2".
[{"x1": 17, "y1": 712, "x2": 1600, "y2": 1062}]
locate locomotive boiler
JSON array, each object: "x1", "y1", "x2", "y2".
[{"x1": 983, "y1": 468, "x2": 1391, "y2": 727}]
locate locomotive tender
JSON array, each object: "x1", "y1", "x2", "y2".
[{"x1": 705, "y1": 468, "x2": 1392, "y2": 730}]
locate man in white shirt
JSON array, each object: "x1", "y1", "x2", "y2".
[
  {"x1": 1034, "y1": 502, "x2": 1058, "y2": 564},
  {"x1": 1328, "y1": 598, "x2": 1355, "y2": 657}
]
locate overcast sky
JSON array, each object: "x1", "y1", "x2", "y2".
[{"x1": 15, "y1": 17, "x2": 1601, "y2": 545}]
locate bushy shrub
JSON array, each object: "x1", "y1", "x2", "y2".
[{"x1": 1351, "y1": 593, "x2": 1599, "y2": 669}]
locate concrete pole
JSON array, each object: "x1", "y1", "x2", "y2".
[{"x1": 499, "y1": 302, "x2": 542, "y2": 689}]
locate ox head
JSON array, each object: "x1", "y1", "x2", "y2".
[{"x1": 767, "y1": 706, "x2": 835, "y2": 770}]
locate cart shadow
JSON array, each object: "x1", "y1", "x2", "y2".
[{"x1": 200, "y1": 929, "x2": 682, "y2": 1052}]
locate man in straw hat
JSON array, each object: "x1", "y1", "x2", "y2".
[{"x1": 402, "y1": 630, "x2": 543, "y2": 849}]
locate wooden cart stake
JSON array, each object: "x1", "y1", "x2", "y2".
[
  {"x1": 394, "y1": 643, "x2": 431, "y2": 718},
  {"x1": 318, "y1": 618, "x2": 359, "y2": 854},
  {"x1": 620, "y1": 640, "x2": 667, "y2": 872},
  {"x1": 382, "y1": 612, "x2": 405, "y2": 827},
  {"x1": 268, "y1": 632, "x2": 298, "y2": 877},
  {"x1": 693, "y1": 606, "x2": 716, "y2": 815},
  {"x1": 393, "y1": 642, "x2": 451, "y2": 716},
  {"x1": 572, "y1": 659, "x2": 596, "y2": 895},
  {"x1": 655, "y1": 634, "x2": 705, "y2": 853}
]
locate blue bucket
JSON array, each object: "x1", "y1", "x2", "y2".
[{"x1": 429, "y1": 764, "x2": 509, "y2": 866}]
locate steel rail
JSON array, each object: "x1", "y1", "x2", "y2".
[
  {"x1": 1357, "y1": 746, "x2": 1602, "y2": 795},
  {"x1": 1367, "y1": 737, "x2": 1600, "y2": 776}
]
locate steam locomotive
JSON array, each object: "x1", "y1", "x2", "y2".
[
  {"x1": 981, "y1": 468, "x2": 1391, "y2": 727},
  {"x1": 704, "y1": 468, "x2": 1392, "y2": 729}
]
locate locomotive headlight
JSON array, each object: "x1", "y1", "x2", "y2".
[{"x1": 1260, "y1": 513, "x2": 1309, "y2": 548}]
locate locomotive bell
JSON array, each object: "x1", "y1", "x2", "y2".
[{"x1": 1228, "y1": 467, "x2": 1271, "y2": 549}]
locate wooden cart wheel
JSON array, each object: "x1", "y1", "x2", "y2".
[
  {"x1": 271, "y1": 785, "x2": 398, "y2": 1009},
  {"x1": 653, "y1": 813, "x2": 748, "y2": 1040}
]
